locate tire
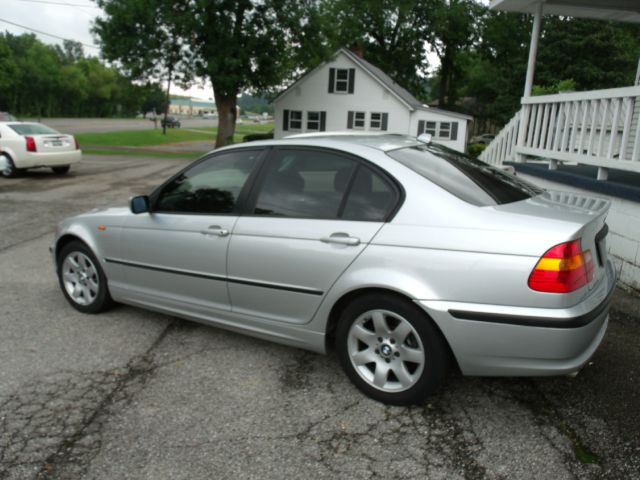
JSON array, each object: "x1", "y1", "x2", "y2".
[
  {"x1": 336, "y1": 293, "x2": 449, "y2": 405},
  {"x1": 52, "y1": 165, "x2": 70, "y2": 175},
  {"x1": 1, "y1": 154, "x2": 21, "y2": 178},
  {"x1": 57, "y1": 240, "x2": 113, "y2": 314}
]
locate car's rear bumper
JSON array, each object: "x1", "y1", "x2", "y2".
[
  {"x1": 419, "y1": 259, "x2": 616, "y2": 376},
  {"x1": 15, "y1": 150, "x2": 82, "y2": 169}
]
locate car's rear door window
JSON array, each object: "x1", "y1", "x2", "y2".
[
  {"x1": 154, "y1": 149, "x2": 261, "y2": 214},
  {"x1": 388, "y1": 144, "x2": 543, "y2": 206},
  {"x1": 341, "y1": 166, "x2": 397, "y2": 221},
  {"x1": 253, "y1": 149, "x2": 356, "y2": 219}
]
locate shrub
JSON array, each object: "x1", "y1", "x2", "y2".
[
  {"x1": 467, "y1": 143, "x2": 487, "y2": 159},
  {"x1": 243, "y1": 131, "x2": 274, "y2": 142}
]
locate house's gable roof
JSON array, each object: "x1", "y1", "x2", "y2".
[{"x1": 273, "y1": 47, "x2": 471, "y2": 121}]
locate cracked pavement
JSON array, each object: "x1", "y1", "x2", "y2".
[{"x1": 1, "y1": 154, "x2": 639, "y2": 479}]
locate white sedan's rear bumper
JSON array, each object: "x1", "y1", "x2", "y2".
[{"x1": 15, "y1": 150, "x2": 82, "y2": 169}]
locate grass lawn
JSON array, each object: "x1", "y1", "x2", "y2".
[
  {"x1": 76, "y1": 122, "x2": 273, "y2": 147},
  {"x1": 83, "y1": 149, "x2": 202, "y2": 160}
]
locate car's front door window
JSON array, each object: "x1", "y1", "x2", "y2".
[{"x1": 155, "y1": 150, "x2": 261, "y2": 214}]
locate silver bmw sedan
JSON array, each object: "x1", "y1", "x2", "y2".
[{"x1": 51, "y1": 134, "x2": 615, "y2": 405}]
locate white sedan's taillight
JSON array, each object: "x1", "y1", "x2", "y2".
[{"x1": 25, "y1": 136, "x2": 37, "y2": 152}]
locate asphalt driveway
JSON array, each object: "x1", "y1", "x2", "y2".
[{"x1": 0, "y1": 155, "x2": 638, "y2": 479}]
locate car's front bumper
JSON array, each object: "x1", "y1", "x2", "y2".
[{"x1": 419, "y1": 259, "x2": 616, "y2": 376}]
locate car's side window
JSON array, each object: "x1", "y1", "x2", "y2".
[
  {"x1": 253, "y1": 149, "x2": 357, "y2": 219},
  {"x1": 341, "y1": 166, "x2": 397, "y2": 221},
  {"x1": 154, "y1": 150, "x2": 261, "y2": 214}
]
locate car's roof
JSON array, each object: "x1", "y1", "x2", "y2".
[{"x1": 252, "y1": 132, "x2": 424, "y2": 152}]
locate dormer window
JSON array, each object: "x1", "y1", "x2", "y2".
[{"x1": 329, "y1": 68, "x2": 355, "y2": 94}]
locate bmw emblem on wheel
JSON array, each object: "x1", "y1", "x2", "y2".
[{"x1": 381, "y1": 344, "x2": 392, "y2": 357}]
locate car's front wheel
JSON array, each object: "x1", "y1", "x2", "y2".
[
  {"x1": 336, "y1": 293, "x2": 449, "y2": 405},
  {"x1": 57, "y1": 241, "x2": 113, "y2": 313}
]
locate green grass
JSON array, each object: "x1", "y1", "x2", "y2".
[
  {"x1": 83, "y1": 149, "x2": 202, "y2": 160},
  {"x1": 76, "y1": 122, "x2": 273, "y2": 148}
]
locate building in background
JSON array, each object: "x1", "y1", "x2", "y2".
[
  {"x1": 169, "y1": 98, "x2": 216, "y2": 116},
  {"x1": 273, "y1": 47, "x2": 472, "y2": 152}
]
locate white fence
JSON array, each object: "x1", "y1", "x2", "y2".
[{"x1": 480, "y1": 85, "x2": 640, "y2": 174}]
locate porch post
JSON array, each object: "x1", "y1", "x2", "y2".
[
  {"x1": 523, "y1": 2, "x2": 543, "y2": 97},
  {"x1": 516, "y1": 1, "x2": 544, "y2": 163}
]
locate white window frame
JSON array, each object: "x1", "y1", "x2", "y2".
[
  {"x1": 353, "y1": 111, "x2": 366, "y2": 129},
  {"x1": 307, "y1": 111, "x2": 321, "y2": 131},
  {"x1": 289, "y1": 110, "x2": 303, "y2": 131},
  {"x1": 334, "y1": 68, "x2": 350, "y2": 93},
  {"x1": 424, "y1": 121, "x2": 437, "y2": 136},
  {"x1": 438, "y1": 122, "x2": 451, "y2": 139},
  {"x1": 370, "y1": 112, "x2": 383, "y2": 130}
]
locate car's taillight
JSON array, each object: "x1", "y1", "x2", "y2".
[
  {"x1": 25, "y1": 136, "x2": 37, "y2": 152},
  {"x1": 528, "y1": 240, "x2": 594, "y2": 293},
  {"x1": 74, "y1": 137, "x2": 80, "y2": 150}
]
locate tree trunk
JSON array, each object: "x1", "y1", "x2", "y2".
[
  {"x1": 162, "y1": 68, "x2": 173, "y2": 136},
  {"x1": 214, "y1": 91, "x2": 237, "y2": 148},
  {"x1": 438, "y1": 56, "x2": 450, "y2": 107}
]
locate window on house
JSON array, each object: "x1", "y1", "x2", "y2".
[
  {"x1": 335, "y1": 69, "x2": 350, "y2": 93},
  {"x1": 370, "y1": 112, "x2": 383, "y2": 130},
  {"x1": 425, "y1": 121, "x2": 437, "y2": 136},
  {"x1": 354, "y1": 112, "x2": 365, "y2": 129},
  {"x1": 307, "y1": 111, "x2": 320, "y2": 131},
  {"x1": 289, "y1": 110, "x2": 302, "y2": 130},
  {"x1": 439, "y1": 122, "x2": 451, "y2": 139}
]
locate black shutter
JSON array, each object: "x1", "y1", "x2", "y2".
[
  {"x1": 417, "y1": 120, "x2": 425, "y2": 136},
  {"x1": 283, "y1": 109, "x2": 289, "y2": 131},
  {"x1": 451, "y1": 122, "x2": 458, "y2": 140},
  {"x1": 348, "y1": 68, "x2": 355, "y2": 93},
  {"x1": 328, "y1": 68, "x2": 335, "y2": 93},
  {"x1": 347, "y1": 111, "x2": 354, "y2": 129},
  {"x1": 320, "y1": 112, "x2": 326, "y2": 131},
  {"x1": 381, "y1": 113, "x2": 388, "y2": 131}
]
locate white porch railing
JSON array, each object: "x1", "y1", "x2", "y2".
[
  {"x1": 479, "y1": 111, "x2": 520, "y2": 166},
  {"x1": 479, "y1": 85, "x2": 640, "y2": 175}
]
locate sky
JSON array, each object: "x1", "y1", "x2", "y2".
[{"x1": 0, "y1": 0, "x2": 460, "y2": 100}]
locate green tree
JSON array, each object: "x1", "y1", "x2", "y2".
[{"x1": 94, "y1": 0, "x2": 193, "y2": 133}]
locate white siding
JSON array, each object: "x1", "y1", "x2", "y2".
[{"x1": 273, "y1": 51, "x2": 469, "y2": 152}]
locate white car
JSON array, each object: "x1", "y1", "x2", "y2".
[{"x1": 0, "y1": 122, "x2": 82, "y2": 177}]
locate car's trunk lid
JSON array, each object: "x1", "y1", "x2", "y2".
[{"x1": 33, "y1": 134, "x2": 75, "y2": 153}]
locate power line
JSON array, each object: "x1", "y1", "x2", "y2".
[
  {"x1": 8, "y1": 0, "x2": 99, "y2": 7},
  {"x1": 0, "y1": 17, "x2": 100, "y2": 49}
]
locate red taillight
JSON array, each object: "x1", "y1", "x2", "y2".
[
  {"x1": 25, "y1": 136, "x2": 37, "y2": 152},
  {"x1": 74, "y1": 137, "x2": 79, "y2": 150},
  {"x1": 528, "y1": 240, "x2": 594, "y2": 293}
]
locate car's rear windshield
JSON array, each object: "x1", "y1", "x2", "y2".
[
  {"x1": 387, "y1": 143, "x2": 543, "y2": 206},
  {"x1": 9, "y1": 123, "x2": 60, "y2": 135}
]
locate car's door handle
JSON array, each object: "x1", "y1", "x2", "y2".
[
  {"x1": 320, "y1": 232, "x2": 361, "y2": 246},
  {"x1": 200, "y1": 225, "x2": 229, "y2": 237}
]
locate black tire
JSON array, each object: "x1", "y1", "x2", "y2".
[
  {"x1": 336, "y1": 293, "x2": 449, "y2": 405},
  {"x1": 52, "y1": 165, "x2": 70, "y2": 175},
  {"x1": 1, "y1": 154, "x2": 21, "y2": 178},
  {"x1": 57, "y1": 240, "x2": 113, "y2": 314}
]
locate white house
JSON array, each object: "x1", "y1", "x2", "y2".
[{"x1": 273, "y1": 47, "x2": 472, "y2": 152}]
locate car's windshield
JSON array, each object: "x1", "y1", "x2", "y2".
[
  {"x1": 9, "y1": 123, "x2": 60, "y2": 135},
  {"x1": 387, "y1": 143, "x2": 543, "y2": 206}
]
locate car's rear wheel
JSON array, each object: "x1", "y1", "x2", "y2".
[
  {"x1": 57, "y1": 241, "x2": 113, "y2": 313},
  {"x1": 52, "y1": 165, "x2": 70, "y2": 175},
  {"x1": 1, "y1": 154, "x2": 21, "y2": 178},
  {"x1": 336, "y1": 293, "x2": 449, "y2": 405}
]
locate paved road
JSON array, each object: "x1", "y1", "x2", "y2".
[
  {"x1": 38, "y1": 117, "x2": 218, "y2": 134},
  {"x1": 0, "y1": 156, "x2": 639, "y2": 479}
]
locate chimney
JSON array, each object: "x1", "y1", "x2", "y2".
[{"x1": 349, "y1": 43, "x2": 364, "y2": 58}]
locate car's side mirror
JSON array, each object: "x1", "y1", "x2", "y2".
[{"x1": 130, "y1": 195, "x2": 150, "y2": 214}]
